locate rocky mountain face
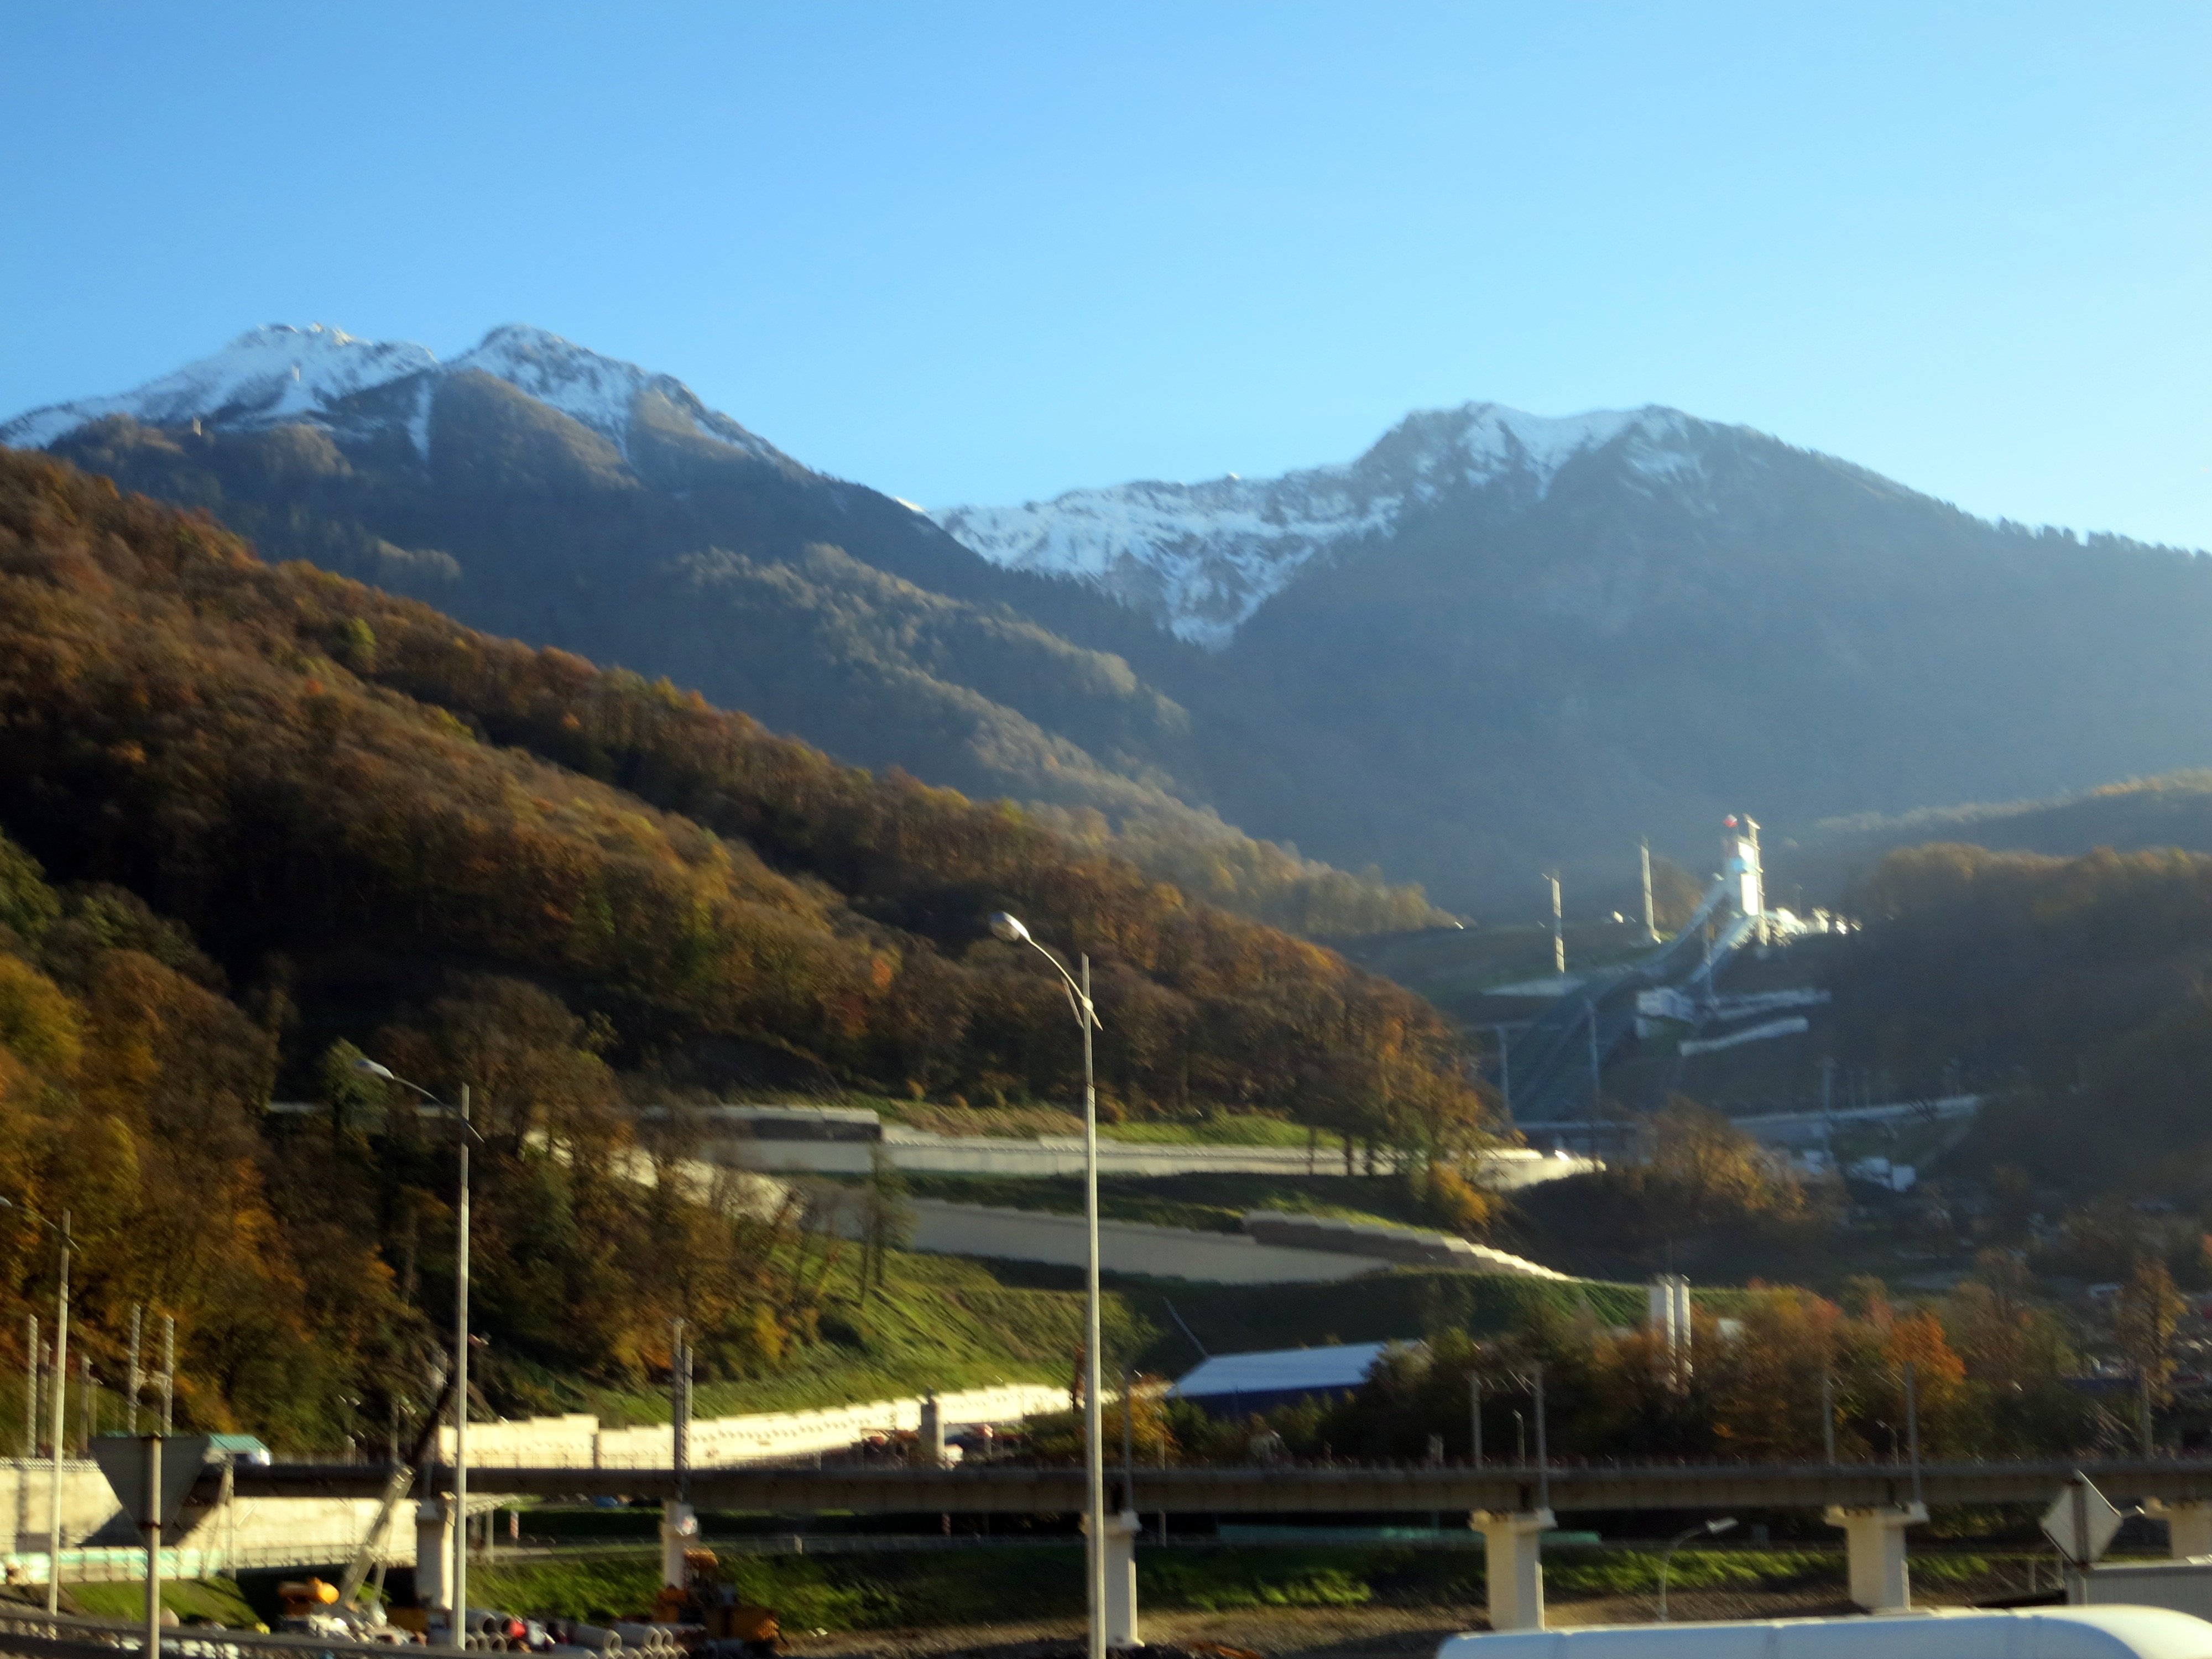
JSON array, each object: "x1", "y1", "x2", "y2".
[
  {"x1": 934, "y1": 403, "x2": 1707, "y2": 646},
  {"x1": 13, "y1": 324, "x2": 2212, "y2": 917},
  {"x1": 940, "y1": 405, "x2": 2212, "y2": 911}
]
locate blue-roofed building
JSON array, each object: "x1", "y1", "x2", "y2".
[{"x1": 1172, "y1": 1340, "x2": 1408, "y2": 1417}]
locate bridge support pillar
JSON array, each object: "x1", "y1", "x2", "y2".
[
  {"x1": 414, "y1": 1498, "x2": 453, "y2": 1610},
  {"x1": 661, "y1": 1501, "x2": 697, "y2": 1589},
  {"x1": 1102, "y1": 1509, "x2": 1141, "y2": 1647},
  {"x1": 2150, "y1": 1500, "x2": 2212, "y2": 1558},
  {"x1": 920, "y1": 1394, "x2": 946, "y2": 1467},
  {"x1": 1472, "y1": 1509, "x2": 1553, "y2": 1632},
  {"x1": 1824, "y1": 1503, "x2": 1925, "y2": 1612}
]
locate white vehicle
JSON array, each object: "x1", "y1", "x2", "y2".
[{"x1": 1438, "y1": 1606, "x2": 2212, "y2": 1657}]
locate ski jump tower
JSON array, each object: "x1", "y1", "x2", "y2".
[
  {"x1": 1506, "y1": 811, "x2": 1780, "y2": 1129},
  {"x1": 1724, "y1": 814, "x2": 1767, "y2": 946}
]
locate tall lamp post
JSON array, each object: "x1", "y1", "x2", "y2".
[
  {"x1": 988, "y1": 912, "x2": 1105, "y2": 1659},
  {"x1": 354, "y1": 1059, "x2": 478, "y2": 1646},
  {"x1": 1, "y1": 1197, "x2": 72, "y2": 1616}
]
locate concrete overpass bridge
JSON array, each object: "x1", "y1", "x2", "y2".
[{"x1": 235, "y1": 1455, "x2": 2212, "y2": 1636}]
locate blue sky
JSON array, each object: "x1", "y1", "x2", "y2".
[{"x1": 4, "y1": 2, "x2": 2206, "y2": 544}]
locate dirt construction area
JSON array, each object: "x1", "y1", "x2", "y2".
[{"x1": 784, "y1": 1585, "x2": 1933, "y2": 1659}]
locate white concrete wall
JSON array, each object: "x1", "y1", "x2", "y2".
[
  {"x1": 1240, "y1": 1212, "x2": 1571, "y2": 1280},
  {"x1": 717, "y1": 1128, "x2": 1594, "y2": 1187},
  {"x1": 720, "y1": 1131, "x2": 1343, "y2": 1179},
  {"x1": 439, "y1": 1383, "x2": 1069, "y2": 1470},
  {"x1": 2, "y1": 1463, "x2": 393, "y2": 1582},
  {"x1": 883, "y1": 1199, "x2": 1392, "y2": 1283},
  {"x1": 2, "y1": 1460, "x2": 121, "y2": 1553}
]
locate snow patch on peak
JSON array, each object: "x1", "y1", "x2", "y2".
[
  {"x1": 1, "y1": 323, "x2": 439, "y2": 448},
  {"x1": 448, "y1": 324, "x2": 655, "y2": 454},
  {"x1": 439, "y1": 324, "x2": 785, "y2": 463},
  {"x1": 3, "y1": 321, "x2": 791, "y2": 469},
  {"x1": 935, "y1": 401, "x2": 1701, "y2": 646}
]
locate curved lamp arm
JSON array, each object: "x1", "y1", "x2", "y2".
[
  {"x1": 352, "y1": 1057, "x2": 483, "y2": 1139},
  {"x1": 989, "y1": 912, "x2": 1100, "y2": 1029}
]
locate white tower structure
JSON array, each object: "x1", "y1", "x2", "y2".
[
  {"x1": 1647, "y1": 1274, "x2": 1693, "y2": 1382},
  {"x1": 1724, "y1": 815, "x2": 1767, "y2": 944}
]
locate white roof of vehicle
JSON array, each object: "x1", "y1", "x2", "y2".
[
  {"x1": 1175, "y1": 1341, "x2": 1399, "y2": 1399},
  {"x1": 1437, "y1": 1606, "x2": 2212, "y2": 1657}
]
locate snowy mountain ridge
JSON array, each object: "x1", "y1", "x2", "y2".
[
  {"x1": 933, "y1": 402, "x2": 1710, "y2": 646},
  {"x1": 1, "y1": 323, "x2": 787, "y2": 466}
]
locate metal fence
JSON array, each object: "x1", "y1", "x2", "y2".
[{"x1": 0, "y1": 1607, "x2": 413, "y2": 1659}]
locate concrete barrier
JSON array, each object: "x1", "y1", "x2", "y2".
[
  {"x1": 831, "y1": 1197, "x2": 1574, "y2": 1284},
  {"x1": 3, "y1": 1460, "x2": 393, "y2": 1583},
  {"x1": 698, "y1": 1120, "x2": 1596, "y2": 1187},
  {"x1": 879, "y1": 1199, "x2": 1393, "y2": 1282},
  {"x1": 1240, "y1": 1212, "x2": 1571, "y2": 1280},
  {"x1": 439, "y1": 1383, "x2": 1071, "y2": 1470}
]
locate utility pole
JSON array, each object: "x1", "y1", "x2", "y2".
[
  {"x1": 159, "y1": 1316, "x2": 174, "y2": 1434},
  {"x1": 670, "y1": 1319, "x2": 691, "y2": 1506},
  {"x1": 48, "y1": 1210, "x2": 71, "y2": 1618},
  {"x1": 1469, "y1": 1373, "x2": 1482, "y2": 1468},
  {"x1": 22, "y1": 1314, "x2": 35, "y2": 1462},
  {"x1": 1585, "y1": 999, "x2": 1602, "y2": 1112},
  {"x1": 1533, "y1": 1365, "x2": 1550, "y2": 1516},
  {"x1": 1546, "y1": 873, "x2": 1564, "y2": 976},
  {"x1": 348, "y1": 1057, "x2": 476, "y2": 1635},
  {"x1": 1488, "y1": 1024, "x2": 1514, "y2": 1121},
  {"x1": 1079, "y1": 952, "x2": 1105, "y2": 1659},
  {"x1": 1640, "y1": 839, "x2": 1657, "y2": 943},
  {"x1": 453, "y1": 1082, "x2": 471, "y2": 1639},
  {"x1": 125, "y1": 1305, "x2": 142, "y2": 1436}
]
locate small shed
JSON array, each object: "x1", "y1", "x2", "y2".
[{"x1": 1173, "y1": 1341, "x2": 1404, "y2": 1417}]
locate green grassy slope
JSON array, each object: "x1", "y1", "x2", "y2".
[
  {"x1": 882, "y1": 1172, "x2": 1443, "y2": 1235},
  {"x1": 465, "y1": 1542, "x2": 2029, "y2": 1632}
]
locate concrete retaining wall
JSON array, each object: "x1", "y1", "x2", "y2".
[
  {"x1": 880, "y1": 1200, "x2": 1392, "y2": 1283},
  {"x1": 3, "y1": 1463, "x2": 390, "y2": 1582},
  {"x1": 437, "y1": 1383, "x2": 1070, "y2": 1469},
  {"x1": 1, "y1": 1461, "x2": 121, "y2": 1555},
  {"x1": 716, "y1": 1130, "x2": 1594, "y2": 1186},
  {"x1": 1240, "y1": 1212, "x2": 1571, "y2": 1280}
]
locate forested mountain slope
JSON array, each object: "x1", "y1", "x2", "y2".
[
  {"x1": 22, "y1": 328, "x2": 1439, "y2": 936},
  {"x1": 1818, "y1": 842, "x2": 2212, "y2": 1193},
  {"x1": 1785, "y1": 771, "x2": 2212, "y2": 897},
  {"x1": 0, "y1": 446, "x2": 1491, "y2": 1447},
  {"x1": 0, "y1": 447, "x2": 1480, "y2": 1125}
]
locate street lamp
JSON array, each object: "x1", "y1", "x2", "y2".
[
  {"x1": 1657, "y1": 1516, "x2": 1736, "y2": 1621},
  {"x1": 1, "y1": 1197, "x2": 72, "y2": 1616},
  {"x1": 354, "y1": 1058, "x2": 479, "y2": 1646},
  {"x1": 988, "y1": 912, "x2": 1106, "y2": 1659}
]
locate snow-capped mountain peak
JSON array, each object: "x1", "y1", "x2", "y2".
[
  {"x1": 0, "y1": 324, "x2": 437, "y2": 450},
  {"x1": 1, "y1": 323, "x2": 785, "y2": 466},
  {"x1": 932, "y1": 401, "x2": 1704, "y2": 647}
]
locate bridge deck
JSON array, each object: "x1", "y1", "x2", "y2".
[{"x1": 234, "y1": 1458, "x2": 2212, "y2": 1515}]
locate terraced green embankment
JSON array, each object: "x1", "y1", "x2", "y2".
[{"x1": 465, "y1": 1543, "x2": 2034, "y2": 1632}]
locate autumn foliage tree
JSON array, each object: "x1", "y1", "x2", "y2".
[
  {"x1": 0, "y1": 448, "x2": 1493, "y2": 1155},
  {"x1": 0, "y1": 445, "x2": 1503, "y2": 1446}
]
